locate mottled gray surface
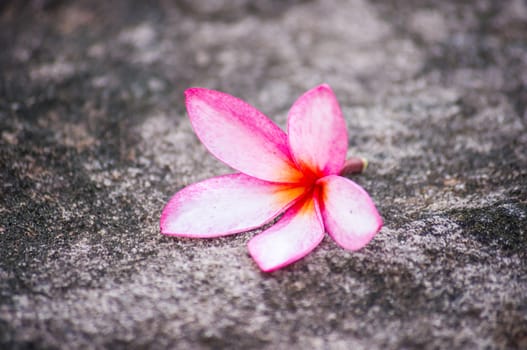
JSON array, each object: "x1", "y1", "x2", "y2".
[{"x1": 1, "y1": 0, "x2": 526, "y2": 349}]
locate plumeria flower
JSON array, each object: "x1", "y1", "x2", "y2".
[{"x1": 160, "y1": 84, "x2": 382, "y2": 272}]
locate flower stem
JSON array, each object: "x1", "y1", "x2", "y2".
[{"x1": 339, "y1": 157, "x2": 368, "y2": 176}]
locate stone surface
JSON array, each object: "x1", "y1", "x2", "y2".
[{"x1": 1, "y1": 0, "x2": 526, "y2": 349}]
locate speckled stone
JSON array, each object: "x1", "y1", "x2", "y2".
[{"x1": 1, "y1": 0, "x2": 526, "y2": 349}]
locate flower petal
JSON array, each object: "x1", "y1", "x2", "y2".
[
  {"x1": 185, "y1": 88, "x2": 304, "y2": 183},
  {"x1": 160, "y1": 173, "x2": 306, "y2": 237},
  {"x1": 247, "y1": 195, "x2": 324, "y2": 272},
  {"x1": 287, "y1": 84, "x2": 348, "y2": 177},
  {"x1": 317, "y1": 175, "x2": 382, "y2": 251}
]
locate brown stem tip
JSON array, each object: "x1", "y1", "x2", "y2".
[{"x1": 339, "y1": 157, "x2": 368, "y2": 176}]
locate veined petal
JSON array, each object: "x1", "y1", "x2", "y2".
[
  {"x1": 248, "y1": 195, "x2": 324, "y2": 272},
  {"x1": 287, "y1": 84, "x2": 348, "y2": 177},
  {"x1": 185, "y1": 88, "x2": 304, "y2": 183},
  {"x1": 317, "y1": 175, "x2": 382, "y2": 251},
  {"x1": 160, "y1": 173, "x2": 306, "y2": 237}
]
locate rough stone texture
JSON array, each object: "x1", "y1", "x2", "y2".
[{"x1": 1, "y1": 0, "x2": 526, "y2": 349}]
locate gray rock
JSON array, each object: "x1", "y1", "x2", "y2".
[{"x1": 1, "y1": 0, "x2": 525, "y2": 349}]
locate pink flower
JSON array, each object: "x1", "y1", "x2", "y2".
[{"x1": 160, "y1": 84, "x2": 382, "y2": 272}]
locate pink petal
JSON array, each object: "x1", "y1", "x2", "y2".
[
  {"x1": 247, "y1": 195, "x2": 325, "y2": 272},
  {"x1": 185, "y1": 88, "x2": 304, "y2": 183},
  {"x1": 317, "y1": 175, "x2": 383, "y2": 251},
  {"x1": 160, "y1": 173, "x2": 306, "y2": 237},
  {"x1": 287, "y1": 84, "x2": 348, "y2": 178}
]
